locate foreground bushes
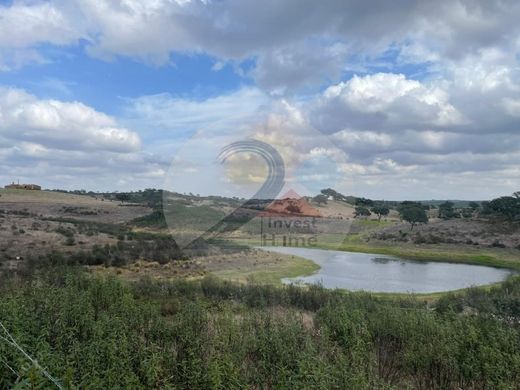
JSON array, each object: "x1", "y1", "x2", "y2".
[{"x1": 1, "y1": 270, "x2": 520, "y2": 388}]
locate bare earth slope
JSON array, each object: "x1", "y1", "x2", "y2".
[
  {"x1": 0, "y1": 189, "x2": 151, "y2": 270},
  {"x1": 0, "y1": 189, "x2": 150, "y2": 223}
]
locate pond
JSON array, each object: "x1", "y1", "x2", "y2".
[{"x1": 261, "y1": 246, "x2": 514, "y2": 293}]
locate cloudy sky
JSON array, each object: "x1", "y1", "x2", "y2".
[{"x1": 1, "y1": 0, "x2": 520, "y2": 200}]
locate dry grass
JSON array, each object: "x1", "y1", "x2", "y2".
[
  {"x1": 0, "y1": 189, "x2": 151, "y2": 271},
  {"x1": 0, "y1": 189, "x2": 151, "y2": 223}
]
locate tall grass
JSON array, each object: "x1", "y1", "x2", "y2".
[{"x1": 1, "y1": 268, "x2": 519, "y2": 388}]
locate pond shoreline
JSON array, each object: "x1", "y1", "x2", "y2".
[
  {"x1": 232, "y1": 235, "x2": 520, "y2": 271},
  {"x1": 316, "y1": 241, "x2": 520, "y2": 271},
  {"x1": 258, "y1": 246, "x2": 516, "y2": 294}
]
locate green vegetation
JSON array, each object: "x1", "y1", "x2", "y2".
[
  {"x1": 162, "y1": 203, "x2": 225, "y2": 231},
  {"x1": 355, "y1": 197, "x2": 374, "y2": 207},
  {"x1": 468, "y1": 201, "x2": 480, "y2": 211},
  {"x1": 438, "y1": 201, "x2": 459, "y2": 219},
  {"x1": 354, "y1": 206, "x2": 371, "y2": 217},
  {"x1": 26, "y1": 229, "x2": 185, "y2": 268},
  {"x1": 484, "y1": 195, "x2": 520, "y2": 221},
  {"x1": 132, "y1": 210, "x2": 168, "y2": 229},
  {"x1": 1, "y1": 268, "x2": 520, "y2": 388},
  {"x1": 370, "y1": 205, "x2": 390, "y2": 221},
  {"x1": 320, "y1": 187, "x2": 352, "y2": 203},
  {"x1": 312, "y1": 194, "x2": 328, "y2": 205},
  {"x1": 212, "y1": 255, "x2": 320, "y2": 285},
  {"x1": 398, "y1": 201, "x2": 429, "y2": 230},
  {"x1": 3, "y1": 187, "x2": 520, "y2": 388},
  {"x1": 103, "y1": 188, "x2": 164, "y2": 208},
  {"x1": 115, "y1": 193, "x2": 131, "y2": 203}
]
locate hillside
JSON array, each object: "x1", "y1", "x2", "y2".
[
  {"x1": 3, "y1": 188, "x2": 520, "y2": 280},
  {"x1": 1, "y1": 189, "x2": 520, "y2": 388},
  {"x1": 0, "y1": 189, "x2": 318, "y2": 283}
]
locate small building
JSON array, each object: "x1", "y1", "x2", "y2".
[{"x1": 4, "y1": 182, "x2": 41, "y2": 190}]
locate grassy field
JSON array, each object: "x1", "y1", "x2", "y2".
[
  {"x1": 0, "y1": 188, "x2": 101, "y2": 204},
  {"x1": 210, "y1": 254, "x2": 319, "y2": 284}
]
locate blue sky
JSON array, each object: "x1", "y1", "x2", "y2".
[
  {"x1": 0, "y1": 44, "x2": 251, "y2": 114},
  {"x1": 0, "y1": 42, "x2": 432, "y2": 116},
  {"x1": 0, "y1": 0, "x2": 519, "y2": 199}
]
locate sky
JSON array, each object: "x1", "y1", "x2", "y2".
[{"x1": 1, "y1": 0, "x2": 520, "y2": 200}]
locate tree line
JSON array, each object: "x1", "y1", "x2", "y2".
[{"x1": 315, "y1": 188, "x2": 520, "y2": 229}]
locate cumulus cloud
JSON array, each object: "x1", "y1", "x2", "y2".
[
  {"x1": 2, "y1": 0, "x2": 520, "y2": 92},
  {"x1": 251, "y1": 42, "x2": 349, "y2": 95},
  {"x1": 235, "y1": 70, "x2": 520, "y2": 198},
  {"x1": 0, "y1": 1, "x2": 79, "y2": 48},
  {"x1": 311, "y1": 73, "x2": 464, "y2": 134},
  {"x1": 0, "y1": 87, "x2": 166, "y2": 190},
  {"x1": 1, "y1": 0, "x2": 520, "y2": 198},
  {"x1": 0, "y1": 1, "x2": 82, "y2": 70},
  {"x1": 0, "y1": 87, "x2": 140, "y2": 152},
  {"x1": 121, "y1": 65, "x2": 520, "y2": 198}
]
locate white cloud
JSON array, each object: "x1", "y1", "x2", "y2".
[
  {"x1": 329, "y1": 73, "x2": 422, "y2": 111},
  {"x1": 252, "y1": 42, "x2": 349, "y2": 94},
  {"x1": 125, "y1": 87, "x2": 269, "y2": 136},
  {"x1": 0, "y1": 87, "x2": 140, "y2": 152},
  {"x1": 333, "y1": 130, "x2": 393, "y2": 150},
  {"x1": 0, "y1": 1, "x2": 81, "y2": 69},
  {"x1": 0, "y1": 2, "x2": 80, "y2": 48},
  {"x1": 1, "y1": 1, "x2": 520, "y2": 198},
  {"x1": 502, "y1": 98, "x2": 520, "y2": 118},
  {"x1": 311, "y1": 73, "x2": 465, "y2": 134},
  {"x1": 0, "y1": 86, "x2": 166, "y2": 190},
  {"x1": 2, "y1": 0, "x2": 520, "y2": 94}
]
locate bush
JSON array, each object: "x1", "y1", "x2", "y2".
[
  {"x1": 1, "y1": 269, "x2": 520, "y2": 388},
  {"x1": 55, "y1": 226, "x2": 75, "y2": 238}
]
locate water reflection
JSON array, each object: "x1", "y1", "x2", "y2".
[{"x1": 260, "y1": 246, "x2": 514, "y2": 293}]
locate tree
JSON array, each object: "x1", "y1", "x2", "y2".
[
  {"x1": 115, "y1": 193, "x2": 131, "y2": 203},
  {"x1": 354, "y1": 206, "x2": 371, "y2": 218},
  {"x1": 320, "y1": 188, "x2": 347, "y2": 202},
  {"x1": 355, "y1": 197, "x2": 374, "y2": 207},
  {"x1": 468, "y1": 201, "x2": 480, "y2": 211},
  {"x1": 313, "y1": 194, "x2": 328, "y2": 205},
  {"x1": 371, "y1": 205, "x2": 390, "y2": 222},
  {"x1": 487, "y1": 196, "x2": 520, "y2": 221},
  {"x1": 460, "y1": 208, "x2": 473, "y2": 218},
  {"x1": 320, "y1": 188, "x2": 335, "y2": 197},
  {"x1": 398, "y1": 202, "x2": 428, "y2": 230},
  {"x1": 438, "y1": 201, "x2": 459, "y2": 219}
]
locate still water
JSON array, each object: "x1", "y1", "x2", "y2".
[{"x1": 261, "y1": 246, "x2": 514, "y2": 293}]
